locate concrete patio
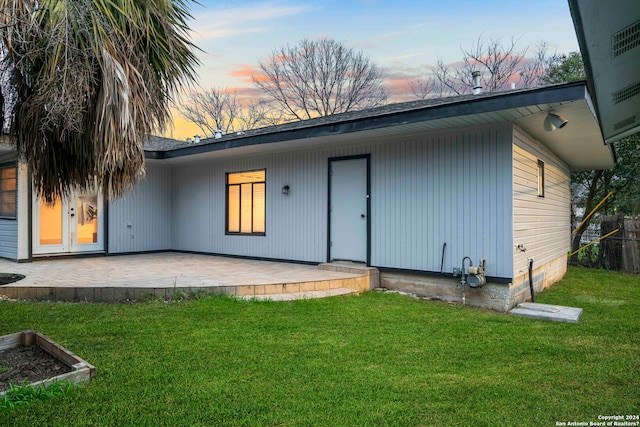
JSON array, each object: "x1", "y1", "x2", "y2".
[{"x1": 0, "y1": 252, "x2": 377, "y2": 302}]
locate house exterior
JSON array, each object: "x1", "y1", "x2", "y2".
[
  {"x1": 0, "y1": 82, "x2": 615, "y2": 311},
  {"x1": 568, "y1": 0, "x2": 640, "y2": 144}
]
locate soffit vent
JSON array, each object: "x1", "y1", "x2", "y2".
[
  {"x1": 612, "y1": 20, "x2": 640, "y2": 58},
  {"x1": 613, "y1": 115, "x2": 637, "y2": 131},
  {"x1": 612, "y1": 80, "x2": 640, "y2": 104}
]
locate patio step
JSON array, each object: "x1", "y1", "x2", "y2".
[
  {"x1": 318, "y1": 262, "x2": 379, "y2": 291},
  {"x1": 239, "y1": 287, "x2": 357, "y2": 301}
]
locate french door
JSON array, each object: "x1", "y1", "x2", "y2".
[{"x1": 33, "y1": 190, "x2": 104, "y2": 255}]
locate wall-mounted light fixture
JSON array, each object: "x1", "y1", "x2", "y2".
[
  {"x1": 281, "y1": 185, "x2": 290, "y2": 195},
  {"x1": 544, "y1": 113, "x2": 568, "y2": 132}
]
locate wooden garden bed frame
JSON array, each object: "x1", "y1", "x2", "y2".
[{"x1": 0, "y1": 330, "x2": 95, "y2": 397}]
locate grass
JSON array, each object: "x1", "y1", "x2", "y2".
[
  {"x1": 0, "y1": 381, "x2": 74, "y2": 410},
  {"x1": 0, "y1": 266, "x2": 638, "y2": 426}
]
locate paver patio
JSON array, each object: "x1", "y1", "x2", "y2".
[{"x1": 0, "y1": 252, "x2": 373, "y2": 302}]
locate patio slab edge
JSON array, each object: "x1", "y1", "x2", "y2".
[{"x1": 0, "y1": 275, "x2": 369, "y2": 302}]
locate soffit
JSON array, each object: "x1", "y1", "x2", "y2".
[{"x1": 569, "y1": 0, "x2": 640, "y2": 143}]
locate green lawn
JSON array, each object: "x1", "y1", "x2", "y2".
[{"x1": 0, "y1": 266, "x2": 638, "y2": 426}]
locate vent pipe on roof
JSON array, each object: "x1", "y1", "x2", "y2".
[
  {"x1": 472, "y1": 71, "x2": 482, "y2": 95},
  {"x1": 214, "y1": 130, "x2": 222, "y2": 139}
]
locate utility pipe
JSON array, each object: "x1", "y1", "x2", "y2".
[
  {"x1": 461, "y1": 257, "x2": 473, "y2": 306},
  {"x1": 527, "y1": 258, "x2": 535, "y2": 303}
]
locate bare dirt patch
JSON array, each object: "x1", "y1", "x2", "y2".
[{"x1": 0, "y1": 345, "x2": 71, "y2": 392}]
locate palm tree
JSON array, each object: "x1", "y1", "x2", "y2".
[{"x1": 0, "y1": 0, "x2": 199, "y2": 203}]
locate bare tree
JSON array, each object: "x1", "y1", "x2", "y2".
[
  {"x1": 179, "y1": 87, "x2": 241, "y2": 136},
  {"x1": 178, "y1": 87, "x2": 282, "y2": 137},
  {"x1": 254, "y1": 37, "x2": 388, "y2": 120},
  {"x1": 409, "y1": 74, "x2": 449, "y2": 99},
  {"x1": 237, "y1": 98, "x2": 284, "y2": 131},
  {"x1": 413, "y1": 36, "x2": 556, "y2": 98},
  {"x1": 519, "y1": 42, "x2": 560, "y2": 88}
]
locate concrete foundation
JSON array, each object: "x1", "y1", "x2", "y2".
[
  {"x1": 379, "y1": 255, "x2": 568, "y2": 312},
  {"x1": 380, "y1": 272, "x2": 513, "y2": 311}
]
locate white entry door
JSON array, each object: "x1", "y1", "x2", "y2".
[
  {"x1": 329, "y1": 157, "x2": 369, "y2": 263},
  {"x1": 33, "y1": 190, "x2": 104, "y2": 255}
]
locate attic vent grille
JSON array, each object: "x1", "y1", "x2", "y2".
[
  {"x1": 613, "y1": 115, "x2": 637, "y2": 131},
  {"x1": 612, "y1": 20, "x2": 640, "y2": 58},
  {"x1": 612, "y1": 81, "x2": 640, "y2": 104}
]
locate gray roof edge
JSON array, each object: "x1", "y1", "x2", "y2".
[
  {"x1": 148, "y1": 82, "x2": 590, "y2": 160},
  {"x1": 567, "y1": 0, "x2": 601, "y2": 127}
]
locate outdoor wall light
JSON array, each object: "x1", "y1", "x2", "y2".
[
  {"x1": 544, "y1": 113, "x2": 569, "y2": 131},
  {"x1": 282, "y1": 185, "x2": 290, "y2": 195}
]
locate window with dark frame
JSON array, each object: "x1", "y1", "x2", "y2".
[
  {"x1": 0, "y1": 163, "x2": 16, "y2": 219},
  {"x1": 226, "y1": 169, "x2": 265, "y2": 235},
  {"x1": 537, "y1": 159, "x2": 545, "y2": 198}
]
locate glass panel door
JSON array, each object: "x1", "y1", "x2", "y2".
[
  {"x1": 33, "y1": 196, "x2": 69, "y2": 254},
  {"x1": 33, "y1": 190, "x2": 104, "y2": 255},
  {"x1": 70, "y1": 192, "x2": 103, "y2": 252}
]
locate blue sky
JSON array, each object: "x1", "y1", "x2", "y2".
[{"x1": 170, "y1": 0, "x2": 580, "y2": 137}]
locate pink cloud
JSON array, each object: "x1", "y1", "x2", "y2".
[{"x1": 228, "y1": 64, "x2": 269, "y2": 84}]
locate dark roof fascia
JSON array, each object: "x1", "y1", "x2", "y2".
[
  {"x1": 567, "y1": 0, "x2": 601, "y2": 128},
  {"x1": 146, "y1": 82, "x2": 589, "y2": 160}
]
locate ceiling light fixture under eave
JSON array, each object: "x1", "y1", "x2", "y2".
[{"x1": 544, "y1": 113, "x2": 569, "y2": 132}]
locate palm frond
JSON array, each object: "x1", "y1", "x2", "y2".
[{"x1": 0, "y1": 0, "x2": 199, "y2": 202}]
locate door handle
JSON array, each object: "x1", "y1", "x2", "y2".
[{"x1": 361, "y1": 214, "x2": 365, "y2": 218}]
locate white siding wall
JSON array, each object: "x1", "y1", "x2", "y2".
[
  {"x1": 172, "y1": 162, "x2": 215, "y2": 253},
  {"x1": 0, "y1": 219, "x2": 17, "y2": 259},
  {"x1": 371, "y1": 124, "x2": 513, "y2": 278},
  {"x1": 170, "y1": 123, "x2": 515, "y2": 278},
  {"x1": 108, "y1": 161, "x2": 172, "y2": 253},
  {"x1": 16, "y1": 163, "x2": 30, "y2": 260},
  {"x1": 512, "y1": 125, "x2": 570, "y2": 279},
  {"x1": 172, "y1": 149, "x2": 357, "y2": 262}
]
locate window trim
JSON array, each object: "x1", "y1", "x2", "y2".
[
  {"x1": 225, "y1": 169, "x2": 266, "y2": 236},
  {"x1": 0, "y1": 162, "x2": 17, "y2": 220},
  {"x1": 537, "y1": 159, "x2": 545, "y2": 198}
]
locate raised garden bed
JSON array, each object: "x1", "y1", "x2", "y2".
[{"x1": 0, "y1": 331, "x2": 95, "y2": 396}]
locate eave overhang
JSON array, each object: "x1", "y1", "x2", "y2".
[
  {"x1": 148, "y1": 82, "x2": 614, "y2": 170},
  {"x1": 569, "y1": 0, "x2": 640, "y2": 144}
]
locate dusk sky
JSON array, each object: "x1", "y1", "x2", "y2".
[{"x1": 167, "y1": 0, "x2": 581, "y2": 139}]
